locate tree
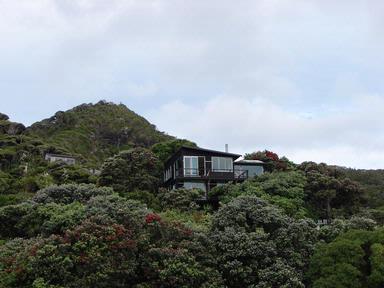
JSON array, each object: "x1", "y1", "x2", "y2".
[
  {"x1": 210, "y1": 171, "x2": 309, "y2": 218},
  {"x1": 308, "y1": 229, "x2": 384, "y2": 288},
  {"x1": 32, "y1": 184, "x2": 113, "y2": 205},
  {"x1": 299, "y1": 162, "x2": 366, "y2": 219},
  {"x1": 244, "y1": 150, "x2": 295, "y2": 172},
  {"x1": 158, "y1": 188, "x2": 204, "y2": 211},
  {"x1": 0, "y1": 184, "x2": 223, "y2": 287},
  {"x1": 151, "y1": 139, "x2": 197, "y2": 163},
  {"x1": 98, "y1": 147, "x2": 162, "y2": 194},
  {"x1": 209, "y1": 196, "x2": 318, "y2": 287}
]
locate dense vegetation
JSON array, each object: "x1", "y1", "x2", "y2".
[
  {"x1": 0, "y1": 102, "x2": 195, "y2": 207},
  {"x1": 1, "y1": 102, "x2": 384, "y2": 287},
  {"x1": 27, "y1": 101, "x2": 173, "y2": 165}
]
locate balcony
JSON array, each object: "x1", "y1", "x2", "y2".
[{"x1": 176, "y1": 168, "x2": 248, "y2": 181}]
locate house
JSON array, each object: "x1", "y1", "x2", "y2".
[
  {"x1": 163, "y1": 146, "x2": 264, "y2": 193},
  {"x1": 45, "y1": 153, "x2": 76, "y2": 165}
]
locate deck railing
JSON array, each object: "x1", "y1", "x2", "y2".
[
  {"x1": 234, "y1": 169, "x2": 248, "y2": 180},
  {"x1": 177, "y1": 168, "x2": 248, "y2": 180}
]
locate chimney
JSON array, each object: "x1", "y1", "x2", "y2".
[{"x1": 225, "y1": 144, "x2": 229, "y2": 153}]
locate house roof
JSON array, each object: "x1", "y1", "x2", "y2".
[
  {"x1": 181, "y1": 146, "x2": 241, "y2": 157},
  {"x1": 165, "y1": 146, "x2": 241, "y2": 166},
  {"x1": 234, "y1": 159, "x2": 265, "y2": 165},
  {"x1": 45, "y1": 153, "x2": 76, "y2": 159}
]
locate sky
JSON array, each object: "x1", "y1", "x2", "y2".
[{"x1": 1, "y1": 0, "x2": 384, "y2": 169}]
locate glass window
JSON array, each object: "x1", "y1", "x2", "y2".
[
  {"x1": 234, "y1": 165, "x2": 264, "y2": 178},
  {"x1": 212, "y1": 157, "x2": 233, "y2": 172},
  {"x1": 184, "y1": 156, "x2": 198, "y2": 176}
]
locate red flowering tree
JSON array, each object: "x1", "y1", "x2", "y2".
[
  {"x1": 145, "y1": 213, "x2": 162, "y2": 224},
  {"x1": 0, "y1": 196, "x2": 223, "y2": 287},
  {"x1": 245, "y1": 150, "x2": 290, "y2": 172}
]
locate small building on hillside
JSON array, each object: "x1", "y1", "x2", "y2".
[
  {"x1": 163, "y1": 146, "x2": 264, "y2": 193},
  {"x1": 45, "y1": 153, "x2": 76, "y2": 165},
  {"x1": 234, "y1": 159, "x2": 264, "y2": 178}
]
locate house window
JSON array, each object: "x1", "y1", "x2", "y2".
[
  {"x1": 212, "y1": 157, "x2": 233, "y2": 172},
  {"x1": 164, "y1": 166, "x2": 172, "y2": 181},
  {"x1": 184, "y1": 156, "x2": 198, "y2": 176}
]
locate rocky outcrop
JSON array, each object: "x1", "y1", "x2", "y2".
[
  {"x1": 0, "y1": 113, "x2": 9, "y2": 121},
  {"x1": 7, "y1": 122, "x2": 26, "y2": 135},
  {"x1": 0, "y1": 120, "x2": 26, "y2": 135}
]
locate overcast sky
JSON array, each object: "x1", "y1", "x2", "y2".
[{"x1": 1, "y1": 0, "x2": 384, "y2": 168}]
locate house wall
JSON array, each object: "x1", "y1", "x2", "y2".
[
  {"x1": 163, "y1": 147, "x2": 241, "y2": 191},
  {"x1": 45, "y1": 155, "x2": 76, "y2": 165},
  {"x1": 234, "y1": 164, "x2": 264, "y2": 178}
]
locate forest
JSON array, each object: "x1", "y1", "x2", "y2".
[{"x1": 1, "y1": 102, "x2": 384, "y2": 288}]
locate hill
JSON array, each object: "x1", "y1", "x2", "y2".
[
  {"x1": 26, "y1": 100, "x2": 174, "y2": 165},
  {"x1": 0, "y1": 101, "x2": 179, "y2": 199}
]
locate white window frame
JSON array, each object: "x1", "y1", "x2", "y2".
[
  {"x1": 212, "y1": 157, "x2": 233, "y2": 172},
  {"x1": 184, "y1": 156, "x2": 199, "y2": 176}
]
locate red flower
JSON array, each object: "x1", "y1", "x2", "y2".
[
  {"x1": 265, "y1": 150, "x2": 279, "y2": 161},
  {"x1": 145, "y1": 213, "x2": 162, "y2": 224}
]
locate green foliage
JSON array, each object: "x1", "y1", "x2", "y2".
[
  {"x1": 32, "y1": 184, "x2": 113, "y2": 204},
  {"x1": 209, "y1": 196, "x2": 318, "y2": 287},
  {"x1": 318, "y1": 216, "x2": 377, "y2": 243},
  {"x1": 366, "y1": 206, "x2": 384, "y2": 225},
  {"x1": 2, "y1": 102, "x2": 384, "y2": 287},
  {"x1": 0, "y1": 202, "x2": 34, "y2": 238},
  {"x1": 0, "y1": 185, "x2": 223, "y2": 287},
  {"x1": 299, "y1": 162, "x2": 366, "y2": 219},
  {"x1": 368, "y1": 243, "x2": 384, "y2": 287},
  {"x1": 18, "y1": 202, "x2": 86, "y2": 237},
  {"x1": 124, "y1": 190, "x2": 161, "y2": 211},
  {"x1": 98, "y1": 147, "x2": 162, "y2": 194},
  {"x1": 84, "y1": 194, "x2": 148, "y2": 233},
  {"x1": 0, "y1": 171, "x2": 12, "y2": 194},
  {"x1": 158, "y1": 188, "x2": 204, "y2": 211},
  {"x1": 343, "y1": 168, "x2": 384, "y2": 208},
  {"x1": 0, "y1": 201, "x2": 85, "y2": 239},
  {"x1": 308, "y1": 228, "x2": 384, "y2": 288},
  {"x1": 160, "y1": 209, "x2": 212, "y2": 232},
  {"x1": 210, "y1": 171, "x2": 309, "y2": 218},
  {"x1": 0, "y1": 217, "x2": 138, "y2": 288},
  {"x1": 27, "y1": 101, "x2": 173, "y2": 166},
  {"x1": 47, "y1": 162, "x2": 96, "y2": 185},
  {"x1": 0, "y1": 192, "x2": 34, "y2": 207}
]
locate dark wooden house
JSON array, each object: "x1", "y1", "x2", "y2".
[{"x1": 163, "y1": 146, "x2": 264, "y2": 193}]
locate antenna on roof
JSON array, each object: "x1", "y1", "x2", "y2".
[{"x1": 225, "y1": 144, "x2": 229, "y2": 153}]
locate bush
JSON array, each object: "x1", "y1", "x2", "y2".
[
  {"x1": 0, "y1": 171, "x2": 13, "y2": 194},
  {"x1": 158, "y1": 188, "x2": 204, "y2": 211},
  {"x1": 210, "y1": 171, "x2": 309, "y2": 218},
  {"x1": 32, "y1": 184, "x2": 113, "y2": 204},
  {"x1": 98, "y1": 148, "x2": 162, "y2": 194},
  {"x1": 209, "y1": 196, "x2": 317, "y2": 287},
  {"x1": 123, "y1": 190, "x2": 161, "y2": 211},
  {"x1": 308, "y1": 229, "x2": 384, "y2": 288}
]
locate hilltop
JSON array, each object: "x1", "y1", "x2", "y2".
[{"x1": 26, "y1": 100, "x2": 173, "y2": 165}]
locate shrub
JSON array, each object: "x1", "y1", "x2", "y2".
[
  {"x1": 158, "y1": 188, "x2": 204, "y2": 211},
  {"x1": 98, "y1": 148, "x2": 162, "y2": 194},
  {"x1": 32, "y1": 184, "x2": 113, "y2": 204},
  {"x1": 209, "y1": 196, "x2": 318, "y2": 287}
]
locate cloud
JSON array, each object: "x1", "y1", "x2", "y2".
[
  {"x1": 0, "y1": 0, "x2": 384, "y2": 168},
  {"x1": 147, "y1": 94, "x2": 384, "y2": 169}
]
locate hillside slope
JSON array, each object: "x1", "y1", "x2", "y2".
[{"x1": 26, "y1": 101, "x2": 173, "y2": 165}]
